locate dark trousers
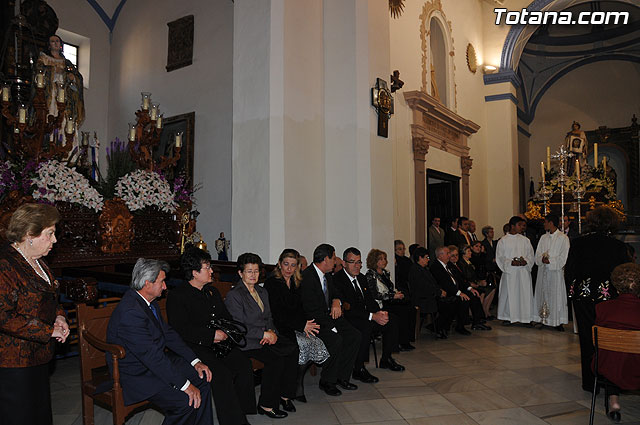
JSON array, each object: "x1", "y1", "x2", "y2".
[
  {"x1": 468, "y1": 295, "x2": 486, "y2": 324},
  {"x1": 348, "y1": 314, "x2": 399, "y2": 369},
  {"x1": 244, "y1": 337, "x2": 298, "y2": 409},
  {"x1": 573, "y1": 298, "x2": 597, "y2": 391},
  {"x1": 0, "y1": 363, "x2": 52, "y2": 425},
  {"x1": 317, "y1": 318, "x2": 361, "y2": 383},
  {"x1": 438, "y1": 295, "x2": 484, "y2": 331},
  {"x1": 191, "y1": 345, "x2": 256, "y2": 425},
  {"x1": 384, "y1": 303, "x2": 413, "y2": 345},
  {"x1": 148, "y1": 356, "x2": 214, "y2": 425}
]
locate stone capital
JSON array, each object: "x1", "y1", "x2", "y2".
[{"x1": 461, "y1": 155, "x2": 473, "y2": 176}]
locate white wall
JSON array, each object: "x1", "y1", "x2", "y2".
[
  {"x1": 108, "y1": 0, "x2": 234, "y2": 248},
  {"x1": 528, "y1": 61, "x2": 640, "y2": 195}
]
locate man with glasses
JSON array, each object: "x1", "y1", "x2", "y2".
[{"x1": 334, "y1": 247, "x2": 404, "y2": 383}]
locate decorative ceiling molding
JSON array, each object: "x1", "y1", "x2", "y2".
[{"x1": 84, "y1": 0, "x2": 128, "y2": 33}]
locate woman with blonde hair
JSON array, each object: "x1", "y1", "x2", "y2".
[
  {"x1": 365, "y1": 248, "x2": 415, "y2": 351},
  {"x1": 0, "y1": 203, "x2": 69, "y2": 425},
  {"x1": 264, "y1": 249, "x2": 329, "y2": 403}
]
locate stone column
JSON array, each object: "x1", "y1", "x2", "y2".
[
  {"x1": 461, "y1": 156, "x2": 473, "y2": 217},
  {"x1": 413, "y1": 137, "x2": 429, "y2": 247}
]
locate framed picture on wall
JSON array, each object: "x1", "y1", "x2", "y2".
[{"x1": 155, "y1": 111, "x2": 195, "y2": 188}]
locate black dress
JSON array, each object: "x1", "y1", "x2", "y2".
[
  {"x1": 166, "y1": 282, "x2": 256, "y2": 425},
  {"x1": 565, "y1": 232, "x2": 629, "y2": 391},
  {"x1": 365, "y1": 269, "x2": 413, "y2": 345}
]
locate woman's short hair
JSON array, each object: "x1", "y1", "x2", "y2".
[
  {"x1": 237, "y1": 252, "x2": 263, "y2": 272},
  {"x1": 366, "y1": 249, "x2": 387, "y2": 270},
  {"x1": 274, "y1": 248, "x2": 303, "y2": 287},
  {"x1": 481, "y1": 226, "x2": 493, "y2": 238},
  {"x1": 610, "y1": 263, "x2": 640, "y2": 297},
  {"x1": 131, "y1": 258, "x2": 170, "y2": 290},
  {"x1": 412, "y1": 246, "x2": 429, "y2": 263},
  {"x1": 460, "y1": 245, "x2": 472, "y2": 256},
  {"x1": 586, "y1": 206, "x2": 620, "y2": 234},
  {"x1": 180, "y1": 244, "x2": 212, "y2": 281},
  {"x1": 6, "y1": 203, "x2": 60, "y2": 243}
]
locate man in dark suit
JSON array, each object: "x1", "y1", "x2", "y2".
[
  {"x1": 444, "y1": 217, "x2": 459, "y2": 246},
  {"x1": 562, "y1": 215, "x2": 579, "y2": 240},
  {"x1": 106, "y1": 258, "x2": 214, "y2": 425},
  {"x1": 334, "y1": 247, "x2": 404, "y2": 383},
  {"x1": 451, "y1": 216, "x2": 472, "y2": 248},
  {"x1": 394, "y1": 240, "x2": 412, "y2": 294},
  {"x1": 430, "y1": 247, "x2": 487, "y2": 335},
  {"x1": 299, "y1": 244, "x2": 361, "y2": 396}
]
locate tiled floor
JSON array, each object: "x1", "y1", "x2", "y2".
[{"x1": 52, "y1": 322, "x2": 640, "y2": 424}]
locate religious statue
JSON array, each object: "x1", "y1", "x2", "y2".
[
  {"x1": 565, "y1": 121, "x2": 587, "y2": 175},
  {"x1": 603, "y1": 156, "x2": 617, "y2": 193},
  {"x1": 37, "y1": 34, "x2": 85, "y2": 134},
  {"x1": 215, "y1": 232, "x2": 230, "y2": 261}
]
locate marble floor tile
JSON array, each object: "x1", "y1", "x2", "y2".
[
  {"x1": 467, "y1": 407, "x2": 549, "y2": 425},
  {"x1": 421, "y1": 375, "x2": 487, "y2": 394},
  {"x1": 512, "y1": 366, "x2": 578, "y2": 384},
  {"x1": 378, "y1": 385, "x2": 438, "y2": 398},
  {"x1": 406, "y1": 413, "x2": 479, "y2": 424},
  {"x1": 492, "y1": 383, "x2": 569, "y2": 406},
  {"x1": 466, "y1": 370, "x2": 536, "y2": 389},
  {"x1": 330, "y1": 399, "x2": 404, "y2": 423},
  {"x1": 441, "y1": 389, "x2": 516, "y2": 413},
  {"x1": 386, "y1": 394, "x2": 461, "y2": 419},
  {"x1": 374, "y1": 378, "x2": 427, "y2": 388},
  {"x1": 493, "y1": 355, "x2": 549, "y2": 369},
  {"x1": 407, "y1": 362, "x2": 462, "y2": 379}
]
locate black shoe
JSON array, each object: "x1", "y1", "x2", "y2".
[
  {"x1": 280, "y1": 399, "x2": 296, "y2": 412},
  {"x1": 455, "y1": 327, "x2": 471, "y2": 335},
  {"x1": 294, "y1": 395, "x2": 307, "y2": 403},
  {"x1": 379, "y1": 357, "x2": 405, "y2": 371},
  {"x1": 608, "y1": 410, "x2": 621, "y2": 423},
  {"x1": 352, "y1": 367, "x2": 379, "y2": 383},
  {"x1": 502, "y1": 320, "x2": 513, "y2": 326},
  {"x1": 257, "y1": 405, "x2": 288, "y2": 419},
  {"x1": 399, "y1": 343, "x2": 416, "y2": 351},
  {"x1": 435, "y1": 330, "x2": 448, "y2": 339},
  {"x1": 319, "y1": 380, "x2": 342, "y2": 396},
  {"x1": 471, "y1": 324, "x2": 492, "y2": 331},
  {"x1": 337, "y1": 379, "x2": 358, "y2": 390},
  {"x1": 486, "y1": 315, "x2": 496, "y2": 321},
  {"x1": 556, "y1": 325, "x2": 565, "y2": 332}
]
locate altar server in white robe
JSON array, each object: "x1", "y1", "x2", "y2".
[
  {"x1": 533, "y1": 214, "x2": 570, "y2": 329},
  {"x1": 496, "y1": 216, "x2": 535, "y2": 324}
]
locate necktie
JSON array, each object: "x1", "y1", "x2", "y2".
[
  {"x1": 352, "y1": 278, "x2": 363, "y2": 299},
  {"x1": 249, "y1": 287, "x2": 264, "y2": 312},
  {"x1": 149, "y1": 303, "x2": 160, "y2": 321},
  {"x1": 322, "y1": 275, "x2": 330, "y2": 306}
]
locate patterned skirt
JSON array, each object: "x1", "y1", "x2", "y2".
[{"x1": 295, "y1": 331, "x2": 330, "y2": 365}]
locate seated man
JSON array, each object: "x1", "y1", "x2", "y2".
[
  {"x1": 299, "y1": 244, "x2": 362, "y2": 396},
  {"x1": 334, "y1": 247, "x2": 404, "y2": 383},
  {"x1": 106, "y1": 258, "x2": 214, "y2": 425},
  {"x1": 430, "y1": 246, "x2": 486, "y2": 335},
  {"x1": 447, "y1": 246, "x2": 490, "y2": 331}
]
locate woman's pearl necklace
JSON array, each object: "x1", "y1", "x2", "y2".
[{"x1": 13, "y1": 243, "x2": 51, "y2": 285}]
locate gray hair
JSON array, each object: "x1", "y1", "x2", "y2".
[
  {"x1": 435, "y1": 246, "x2": 448, "y2": 258},
  {"x1": 481, "y1": 225, "x2": 493, "y2": 237},
  {"x1": 131, "y1": 258, "x2": 170, "y2": 290}
]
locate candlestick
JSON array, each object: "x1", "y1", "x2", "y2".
[
  {"x1": 141, "y1": 92, "x2": 151, "y2": 110},
  {"x1": 593, "y1": 143, "x2": 598, "y2": 168},
  {"x1": 175, "y1": 131, "x2": 183, "y2": 148},
  {"x1": 56, "y1": 82, "x2": 65, "y2": 103},
  {"x1": 65, "y1": 117, "x2": 75, "y2": 134},
  {"x1": 1, "y1": 83, "x2": 9, "y2": 102},
  {"x1": 156, "y1": 114, "x2": 163, "y2": 129},
  {"x1": 575, "y1": 160, "x2": 580, "y2": 179},
  {"x1": 603, "y1": 156, "x2": 607, "y2": 170},
  {"x1": 81, "y1": 131, "x2": 90, "y2": 146},
  {"x1": 541, "y1": 161, "x2": 545, "y2": 183},
  {"x1": 18, "y1": 105, "x2": 27, "y2": 124},
  {"x1": 128, "y1": 123, "x2": 136, "y2": 142},
  {"x1": 546, "y1": 146, "x2": 551, "y2": 171}
]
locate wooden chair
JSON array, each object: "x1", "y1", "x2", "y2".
[
  {"x1": 77, "y1": 298, "x2": 167, "y2": 425},
  {"x1": 589, "y1": 325, "x2": 640, "y2": 425}
]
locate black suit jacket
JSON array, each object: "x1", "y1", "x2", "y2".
[
  {"x1": 106, "y1": 289, "x2": 198, "y2": 405},
  {"x1": 407, "y1": 263, "x2": 439, "y2": 314},
  {"x1": 429, "y1": 259, "x2": 460, "y2": 297},
  {"x1": 333, "y1": 269, "x2": 380, "y2": 322},
  {"x1": 264, "y1": 274, "x2": 307, "y2": 341},
  {"x1": 299, "y1": 264, "x2": 343, "y2": 330}
]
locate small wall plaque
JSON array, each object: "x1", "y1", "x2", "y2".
[{"x1": 166, "y1": 15, "x2": 194, "y2": 72}]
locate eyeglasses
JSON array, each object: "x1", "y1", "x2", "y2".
[
  {"x1": 344, "y1": 260, "x2": 363, "y2": 265},
  {"x1": 243, "y1": 270, "x2": 260, "y2": 275},
  {"x1": 201, "y1": 265, "x2": 212, "y2": 271}
]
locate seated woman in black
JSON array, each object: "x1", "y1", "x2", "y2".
[
  {"x1": 264, "y1": 249, "x2": 329, "y2": 403},
  {"x1": 225, "y1": 252, "x2": 299, "y2": 419},
  {"x1": 467, "y1": 242, "x2": 497, "y2": 318},
  {"x1": 365, "y1": 248, "x2": 415, "y2": 350},
  {"x1": 166, "y1": 246, "x2": 255, "y2": 425}
]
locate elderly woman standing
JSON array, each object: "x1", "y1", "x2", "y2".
[{"x1": 0, "y1": 203, "x2": 69, "y2": 425}]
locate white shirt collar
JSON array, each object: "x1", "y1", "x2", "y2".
[
  {"x1": 136, "y1": 290, "x2": 151, "y2": 307},
  {"x1": 313, "y1": 263, "x2": 326, "y2": 283}
]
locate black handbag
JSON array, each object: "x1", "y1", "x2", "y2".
[{"x1": 206, "y1": 314, "x2": 248, "y2": 358}]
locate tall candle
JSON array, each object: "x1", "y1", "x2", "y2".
[
  {"x1": 1, "y1": 85, "x2": 9, "y2": 102},
  {"x1": 603, "y1": 157, "x2": 607, "y2": 170},
  {"x1": 35, "y1": 72, "x2": 45, "y2": 88},
  {"x1": 546, "y1": 146, "x2": 551, "y2": 171},
  {"x1": 593, "y1": 143, "x2": 598, "y2": 168},
  {"x1": 128, "y1": 123, "x2": 136, "y2": 142},
  {"x1": 18, "y1": 106, "x2": 26, "y2": 124},
  {"x1": 541, "y1": 161, "x2": 545, "y2": 183},
  {"x1": 575, "y1": 160, "x2": 580, "y2": 179},
  {"x1": 65, "y1": 118, "x2": 75, "y2": 134},
  {"x1": 175, "y1": 132, "x2": 183, "y2": 148},
  {"x1": 156, "y1": 115, "x2": 163, "y2": 129},
  {"x1": 150, "y1": 104, "x2": 158, "y2": 121},
  {"x1": 141, "y1": 92, "x2": 151, "y2": 110},
  {"x1": 56, "y1": 83, "x2": 65, "y2": 103}
]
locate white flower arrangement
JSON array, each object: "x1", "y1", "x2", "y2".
[
  {"x1": 31, "y1": 160, "x2": 104, "y2": 211},
  {"x1": 115, "y1": 170, "x2": 177, "y2": 213}
]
